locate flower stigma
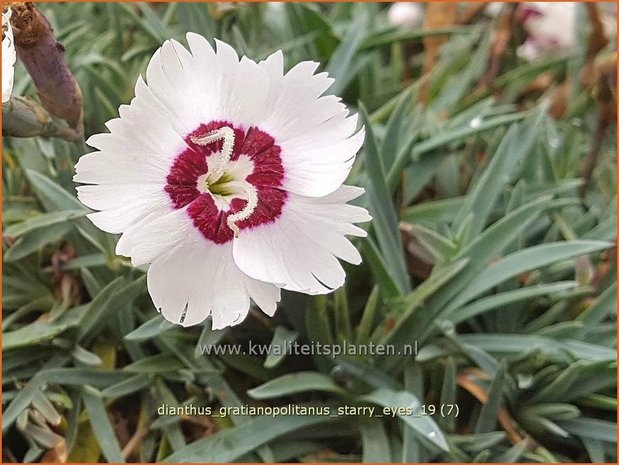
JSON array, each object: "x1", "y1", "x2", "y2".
[
  {"x1": 190, "y1": 126, "x2": 258, "y2": 238},
  {"x1": 190, "y1": 126, "x2": 235, "y2": 183}
]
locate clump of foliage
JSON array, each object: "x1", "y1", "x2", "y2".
[{"x1": 2, "y1": 3, "x2": 616, "y2": 463}]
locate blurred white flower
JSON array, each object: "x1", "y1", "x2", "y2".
[
  {"x1": 517, "y1": 2, "x2": 576, "y2": 61},
  {"x1": 74, "y1": 34, "x2": 370, "y2": 329},
  {"x1": 485, "y1": 3, "x2": 504, "y2": 18},
  {"x1": 388, "y1": 2, "x2": 423, "y2": 29},
  {"x1": 2, "y1": 8, "x2": 16, "y2": 103}
]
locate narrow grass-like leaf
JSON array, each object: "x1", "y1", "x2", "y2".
[
  {"x1": 23, "y1": 423, "x2": 64, "y2": 449},
  {"x1": 453, "y1": 106, "x2": 546, "y2": 237},
  {"x1": 361, "y1": 388, "x2": 448, "y2": 451},
  {"x1": 334, "y1": 357, "x2": 399, "y2": 390},
  {"x1": 247, "y1": 372, "x2": 345, "y2": 399},
  {"x1": 497, "y1": 439, "x2": 530, "y2": 463},
  {"x1": 334, "y1": 287, "x2": 353, "y2": 343},
  {"x1": 31, "y1": 391, "x2": 62, "y2": 426},
  {"x1": 48, "y1": 253, "x2": 107, "y2": 271},
  {"x1": 446, "y1": 241, "x2": 610, "y2": 314},
  {"x1": 361, "y1": 26, "x2": 474, "y2": 50},
  {"x1": 25, "y1": 170, "x2": 86, "y2": 212},
  {"x1": 124, "y1": 353, "x2": 183, "y2": 374},
  {"x1": 101, "y1": 374, "x2": 151, "y2": 398},
  {"x1": 581, "y1": 437, "x2": 607, "y2": 463},
  {"x1": 264, "y1": 326, "x2": 299, "y2": 368},
  {"x1": 360, "y1": 419, "x2": 392, "y2": 462},
  {"x1": 432, "y1": 32, "x2": 491, "y2": 113},
  {"x1": 3, "y1": 307, "x2": 84, "y2": 350},
  {"x1": 82, "y1": 390, "x2": 125, "y2": 463},
  {"x1": 326, "y1": 12, "x2": 368, "y2": 95},
  {"x1": 4, "y1": 369, "x2": 131, "y2": 432},
  {"x1": 475, "y1": 362, "x2": 506, "y2": 434},
  {"x1": 71, "y1": 345, "x2": 103, "y2": 366},
  {"x1": 529, "y1": 361, "x2": 615, "y2": 403},
  {"x1": 285, "y1": 3, "x2": 337, "y2": 60},
  {"x1": 378, "y1": 259, "x2": 469, "y2": 368},
  {"x1": 162, "y1": 413, "x2": 335, "y2": 462},
  {"x1": 75, "y1": 277, "x2": 125, "y2": 342},
  {"x1": 411, "y1": 111, "x2": 527, "y2": 157},
  {"x1": 4, "y1": 223, "x2": 72, "y2": 262},
  {"x1": 556, "y1": 418, "x2": 617, "y2": 443},
  {"x1": 356, "y1": 285, "x2": 380, "y2": 344},
  {"x1": 380, "y1": 87, "x2": 413, "y2": 167},
  {"x1": 407, "y1": 224, "x2": 458, "y2": 263},
  {"x1": 451, "y1": 282, "x2": 577, "y2": 324},
  {"x1": 458, "y1": 334, "x2": 615, "y2": 361},
  {"x1": 360, "y1": 238, "x2": 401, "y2": 298},
  {"x1": 359, "y1": 104, "x2": 410, "y2": 295},
  {"x1": 124, "y1": 315, "x2": 176, "y2": 341},
  {"x1": 3, "y1": 210, "x2": 86, "y2": 237},
  {"x1": 521, "y1": 403, "x2": 580, "y2": 421},
  {"x1": 583, "y1": 215, "x2": 617, "y2": 241},
  {"x1": 78, "y1": 276, "x2": 146, "y2": 343},
  {"x1": 439, "y1": 357, "x2": 457, "y2": 431},
  {"x1": 193, "y1": 322, "x2": 227, "y2": 358},
  {"x1": 576, "y1": 283, "x2": 616, "y2": 335},
  {"x1": 401, "y1": 197, "x2": 465, "y2": 224}
]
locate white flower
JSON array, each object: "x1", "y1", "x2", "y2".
[
  {"x1": 517, "y1": 2, "x2": 576, "y2": 61},
  {"x1": 485, "y1": 3, "x2": 504, "y2": 18},
  {"x1": 2, "y1": 8, "x2": 16, "y2": 103},
  {"x1": 74, "y1": 34, "x2": 370, "y2": 329},
  {"x1": 387, "y1": 2, "x2": 423, "y2": 29}
]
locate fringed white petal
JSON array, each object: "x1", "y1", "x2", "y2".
[
  {"x1": 232, "y1": 186, "x2": 370, "y2": 295},
  {"x1": 147, "y1": 235, "x2": 281, "y2": 328},
  {"x1": 258, "y1": 50, "x2": 363, "y2": 197},
  {"x1": 2, "y1": 9, "x2": 16, "y2": 103}
]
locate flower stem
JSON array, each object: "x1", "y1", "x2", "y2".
[{"x1": 9, "y1": 2, "x2": 83, "y2": 135}]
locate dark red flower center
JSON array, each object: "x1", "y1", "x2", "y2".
[{"x1": 165, "y1": 121, "x2": 287, "y2": 244}]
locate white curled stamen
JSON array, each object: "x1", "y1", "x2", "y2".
[
  {"x1": 190, "y1": 126, "x2": 235, "y2": 184},
  {"x1": 225, "y1": 181, "x2": 258, "y2": 238},
  {"x1": 189, "y1": 126, "x2": 257, "y2": 237}
]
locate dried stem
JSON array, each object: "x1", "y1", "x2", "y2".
[
  {"x1": 420, "y1": 3, "x2": 458, "y2": 104},
  {"x1": 579, "y1": 102, "x2": 612, "y2": 198},
  {"x1": 458, "y1": 3, "x2": 488, "y2": 25},
  {"x1": 9, "y1": 2, "x2": 83, "y2": 135},
  {"x1": 479, "y1": 3, "x2": 518, "y2": 91},
  {"x1": 121, "y1": 425, "x2": 149, "y2": 460},
  {"x1": 579, "y1": 5, "x2": 615, "y2": 196}
]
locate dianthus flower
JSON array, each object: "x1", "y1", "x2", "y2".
[{"x1": 74, "y1": 34, "x2": 370, "y2": 329}]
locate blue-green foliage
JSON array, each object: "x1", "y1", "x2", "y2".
[{"x1": 2, "y1": 3, "x2": 616, "y2": 463}]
